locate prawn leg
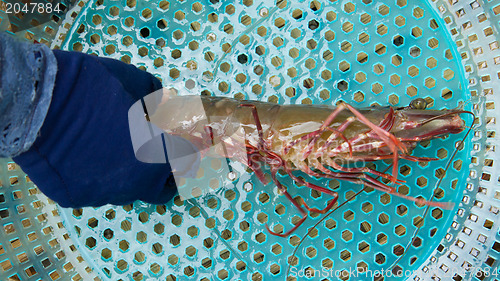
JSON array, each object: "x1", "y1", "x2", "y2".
[{"x1": 240, "y1": 104, "x2": 339, "y2": 236}]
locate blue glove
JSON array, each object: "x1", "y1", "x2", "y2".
[{"x1": 12, "y1": 50, "x2": 177, "y2": 208}]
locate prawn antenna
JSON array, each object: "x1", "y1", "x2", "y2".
[
  {"x1": 285, "y1": 166, "x2": 391, "y2": 278},
  {"x1": 286, "y1": 110, "x2": 476, "y2": 278},
  {"x1": 387, "y1": 110, "x2": 476, "y2": 271}
]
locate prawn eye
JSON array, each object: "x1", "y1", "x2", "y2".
[{"x1": 409, "y1": 98, "x2": 427, "y2": 110}]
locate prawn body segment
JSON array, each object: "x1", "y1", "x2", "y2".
[{"x1": 148, "y1": 94, "x2": 466, "y2": 236}]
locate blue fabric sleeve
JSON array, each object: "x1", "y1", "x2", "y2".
[
  {"x1": 13, "y1": 50, "x2": 177, "y2": 208},
  {"x1": 0, "y1": 32, "x2": 57, "y2": 157}
]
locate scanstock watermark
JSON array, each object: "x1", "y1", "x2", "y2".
[
  {"x1": 2, "y1": 1, "x2": 78, "y2": 33},
  {"x1": 289, "y1": 266, "x2": 500, "y2": 279}
]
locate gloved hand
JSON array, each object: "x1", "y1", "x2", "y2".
[{"x1": 3, "y1": 34, "x2": 177, "y2": 208}]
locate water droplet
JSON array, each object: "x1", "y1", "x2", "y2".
[
  {"x1": 206, "y1": 33, "x2": 217, "y2": 42},
  {"x1": 228, "y1": 172, "x2": 237, "y2": 181},
  {"x1": 259, "y1": 7, "x2": 269, "y2": 17},
  {"x1": 202, "y1": 72, "x2": 214, "y2": 82},
  {"x1": 244, "y1": 182, "x2": 253, "y2": 192},
  {"x1": 269, "y1": 75, "x2": 281, "y2": 87}
]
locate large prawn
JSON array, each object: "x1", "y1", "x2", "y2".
[{"x1": 142, "y1": 91, "x2": 470, "y2": 237}]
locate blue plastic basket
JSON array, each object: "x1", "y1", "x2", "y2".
[{"x1": 1, "y1": 0, "x2": 499, "y2": 280}]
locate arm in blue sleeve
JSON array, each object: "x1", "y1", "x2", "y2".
[
  {"x1": 0, "y1": 32, "x2": 56, "y2": 157},
  {"x1": 11, "y1": 48, "x2": 177, "y2": 208}
]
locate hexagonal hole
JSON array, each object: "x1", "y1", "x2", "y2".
[
  {"x1": 323, "y1": 238, "x2": 335, "y2": 250},
  {"x1": 396, "y1": 204, "x2": 408, "y2": 216},
  {"x1": 88, "y1": 218, "x2": 98, "y2": 228},
  {"x1": 357, "y1": 52, "x2": 368, "y2": 64},
  {"x1": 441, "y1": 88, "x2": 453, "y2": 100},
  {"x1": 429, "y1": 18, "x2": 439, "y2": 30},
  {"x1": 103, "y1": 228, "x2": 114, "y2": 240},
  {"x1": 400, "y1": 165, "x2": 411, "y2": 176},
  {"x1": 343, "y1": 2, "x2": 355, "y2": 13},
  {"x1": 306, "y1": 39, "x2": 318, "y2": 50},
  {"x1": 325, "y1": 219, "x2": 337, "y2": 230},
  {"x1": 340, "y1": 249, "x2": 351, "y2": 261},
  {"x1": 187, "y1": 226, "x2": 199, "y2": 238},
  {"x1": 337, "y1": 80, "x2": 349, "y2": 92},
  {"x1": 407, "y1": 65, "x2": 419, "y2": 77},
  {"x1": 340, "y1": 41, "x2": 352, "y2": 52},
  {"x1": 306, "y1": 246, "x2": 317, "y2": 258},
  {"x1": 443, "y1": 68, "x2": 455, "y2": 80},
  {"x1": 326, "y1": 11, "x2": 337, "y2": 21},
  {"x1": 101, "y1": 248, "x2": 112, "y2": 260},
  {"x1": 119, "y1": 240, "x2": 129, "y2": 252},
  {"x1": 375, "y1": 43, "x2": 386, "y2": 55},
  {"x1": 355, "y1": 72, "x2": 367, "y2": 84},
  {"x1": 426, "y1": 57, "x2": 438, "y2": 69},
  {"x1": 391, "y1": 54, "x2": 402, "y2": 66},
  {"x1": 305, "y1": 58, "x2": 316, "y2": 70},
  {"x1": 342, "y1": 21, "x2": 354, "y2": 34},
  {"x1": 361, "y1": 202, "x2": 373, "y2": 213},
  {"x1": 413, "y1": 7, "x2": 424, "y2": 19},
  {"x1": 324, "y1": 30, "x2": 335, "y2": 42},
  {"x1": 360, "y1": 12, "x2": 371, "y2": 24},
  {"x1": 432, "y1": 208, "x2": 443, "y2": 220},
  {"x1": 339, "y1": 60, "x2": 351, "y2": 72},
  {"x1": 393, "y1": 35, "x2": 404, "y2": 47},
  {"x1": 342, "y1": 230, "x2": 353, "y2": 242},
  {"x1": 343, "y1": 210, "x2": 355, "y2": 221},
  {"x1": 290, "y1": 28, "x2": 301, "y2": 39},
  {"x1": 134, "y1": 251, "x2": 146, "y2": 264},
  {"x1": 223, "y1": 209, "x2": 234, "y2": 221},
  {"x1": 322, "y1": 258, "x2": 333, "y2": 269},
  {"x1": 308, "y1": 19, "x2": 319, "y2": 30},
  {"x1": 390, "y1": 74, "x2": 401, "y2": 86},
  {"x1": 73, "y1": 209, "x2": 83, "y2": 219},
  {"x1": 411, "y1": 26, "x2": 423, "y2": 38},
  {"x1": 424, "y1": 77, "x2": 436, "y2": 89},
  {"x1": 397, "y1": 0, "x2": 407, "y2": 7},
  {"x1": 375, "y1": 253, "x2": 386, "y2": 264},
  {"x1": 410, "y1": 46, "x2": 421, "y2": 57},
  {"x1": 377, "y1": 233, "x2": 388, "y2": 245},
  {"x1": 90, "y1": 33, "x2": 101, "y2": 44},
  {"x1": 394, "y1": 224, "x2": 406, "y2": 236},
  {"x1": 417, "y1": 176, "x2": 428, "y2": 187},
  {"x1": 428, "y1": 37, "x2": 439, "y2": 49},
  {"x1": 393, "y1": 244, "x2": 405, "y2": 256},
  {"x1": 86, "y1": 237, "x2": 97, "y2": 249},
  {"x1": 371, "y1": 82, "x2": 383, "y2": 95},
  {"x1": 353, "y1": 91, "x2": 365, "y2": 103},
  {"x1": 321, "y1": 69, "x2": 332, "y2": 81},
  {"x1": 435, "y1": 167, "x2": 446, "y2": 179},
  {"x1": 138, "y1": 212, "x2": 149, "y2": 223},
  {"x1": 358, "y1": 32, "x2": 370, "y2": 44},
  {"x1": 253, "y1": 251, "x2": 264, "y2": 263},
  {"x1": 378, "y1": 4, "x2": 389, "y2": 16},
  {"x1": 358, "y1": 241, "x2": 370, "y2": 253},
  {"x1": 380, "y1": 193, "x2": 391, "y2": 205},
  {"x1": 170, "y1": 234, "x2": 180, "y2": 246},
  {"x1": 395, "y1": 15, "x2": 406, "y2": 27},
  {"x1": 116, "y1": 259, "x2": 128, "y2": 272},
  {"x1": 377, "y1": 23, "x2": 388, "y2": 35},
  {"x1": 387, "y1": 94, "x2": 399, "y2": 105},
  {"x1": 373, "y1": 63, "x2": 385, "y2": 75},
  {"x1": 360, "y1": 221, "x2": 372, "y2": 233},
  {"x1": 412, "y1": 216, "x2": 424, "y2": 228},
  {"x1": 136, "y1": 231, "x2": 147, "y2": 243},
  {"x1": 406, "y1": 85, "x2": 418, "y2": 97},
  {"x1": 271, "y1": 243, "x2": 282, "y2": 255}
]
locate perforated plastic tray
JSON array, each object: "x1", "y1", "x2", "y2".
[{"x1": 1, "y1": 0, "x2": 499, "y2": 280}]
